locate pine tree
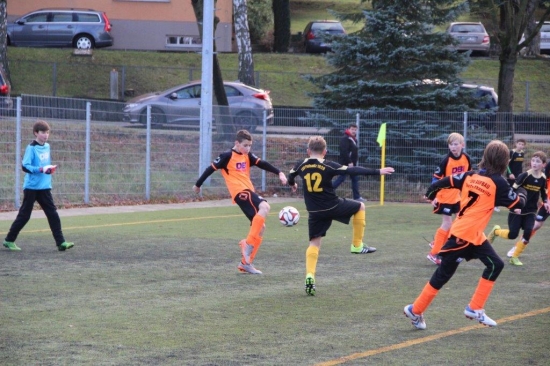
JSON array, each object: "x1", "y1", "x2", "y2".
[{"x1": 308, "y1": 0, "x2": 481, "y2": 112}]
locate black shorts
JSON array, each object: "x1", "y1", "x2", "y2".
[
  {"x1": 234, "y1": 189, "x2": 266, "y2": 222},
  {"x1": 307, "y1": 198, "x2": 361, "y2": 240},
  {"x1": 536, "y1": 205, "x2": 549, "y2": 222},
  {"x1": 433, "y1": 202, "x2": 460, "y2": 216}
]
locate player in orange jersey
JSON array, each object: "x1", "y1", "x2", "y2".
[
  {"x1": 427, "y1": 132, "x2": 471, "y2": 265},
  {"x1": 404, "y1": 140, "x2": 526, "y2": 330},
  {"x1": 193, "y1": 130, "x2": 288, "y2": 274}
]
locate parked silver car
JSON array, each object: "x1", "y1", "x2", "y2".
[
  {"x1": 7, "y1": 8, "x2": 113, "y2": 49},
  {"x1": 123, "y1": 81, "x2": 274, "y2": 131},
  {"x1": 520, "y1": 21, "x2": 550, "y2": 54},
  {"x1": 447, "y1": 22, "x2": 490, "y2": 56}
]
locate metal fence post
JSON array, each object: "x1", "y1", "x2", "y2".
[
  {"x1": 84, "y1": 102, "x2": 91, "y2": 204},
  {"x1": 463, "y1": 111, "x2": 468, "y2": 151},
  {"x1": 14, "y1": 97, "x2": 22, "y2": 209},
  {"x1": 261, "y1": 109, "x2": 267, "y2": 191},
  {"x1": 52, "y1": 62, "x2": 57, "y2": 97},
  {"x1": 145, "y1": 105, "x2": 151, "y2": 200},
  {"x1": 255, "y1": 71, "x2": 260, "y2": 88},
  {"x1": 525, "y1": 81, "x2": 530, "y2": 112},
  {"x1": 121, "y1": 66, "x2": 126, "y2": 100}
]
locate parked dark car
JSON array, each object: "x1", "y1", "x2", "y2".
[
  {"x1": 7, "y1": 8, "x2": 113, "y2": 49},
  {"x1": 303, "y1": 20, "x2": 346, "y2": 53},
  {"x1": 123, "y1": 81, "x2": 274, "y2": 131}
]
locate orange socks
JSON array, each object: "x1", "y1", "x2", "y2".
[
  {"x1": 247, "y1": 215, "x2": 265, "y2": 262},
  {"x1": 469, "y1": 278, "x2": 495, "y2": 310},
  {"x1": 351, "y1": 209, "x2": 366, "y2": 248},
  {"x1": 430, "y1": 228, "x2": 449, "y2": 256},
  {"x1": 306, "y1": 245, "x2": 319, "y2": 276},
  {"x1": 412, "y1": 282, "x2": 439, "y2": 314}
]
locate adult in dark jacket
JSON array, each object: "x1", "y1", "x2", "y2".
[{"x1": 332, "y1": 124, "x2": 365, "y2": 201}]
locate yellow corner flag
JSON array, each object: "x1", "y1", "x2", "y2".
[
  {"x1": 377, "y1": 123, "x2": 387, "y2": 147},
  {"x1": 377, "y1": 123, "x2": 387, "y2": 205}
]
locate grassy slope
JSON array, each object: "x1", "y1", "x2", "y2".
[{"x1": 5, "y1": 0, "x2": 550, "y2": 111}]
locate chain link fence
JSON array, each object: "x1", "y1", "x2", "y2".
[{"x1": 1, "y1": 95, "x2": 549, "y2": 211}]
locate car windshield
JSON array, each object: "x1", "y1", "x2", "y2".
[
  {"x1": 452, "y1": 24, "x2": 484, "y2": 33},
  {"x1": 541, "y1": 24, "x2": 550, "y2": 32}
]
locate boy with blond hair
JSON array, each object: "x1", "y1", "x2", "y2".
[
  {"x1": 427, "y1": 132, "x2": 471, "y2": 265},
  {"x1": 287, "y1": 136, "x2": 394, "y2": 295},
  {"x1": 193, "y1": 130, "x2": 288, "y2": 274},
  {"x1": 404, "y1": 140, "x2": 526, "y2": 330},
  {"x1": 488, "y1": 151, "x2": 549, "y2": 266}
]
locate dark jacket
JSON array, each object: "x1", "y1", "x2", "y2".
[{"x1": 338, "y1": 132, "x2": 358, "y2": 165}]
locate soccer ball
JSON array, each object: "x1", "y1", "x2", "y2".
[{"x1": 279, "y1": 206, "x2": 300, "y2": 226}]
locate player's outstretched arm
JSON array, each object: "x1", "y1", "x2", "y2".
[{"x1": 279, "y1": 172, "x2": 288, "y2": 185}]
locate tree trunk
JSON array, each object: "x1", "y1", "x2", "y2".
[
  {"x1": 0, "y1": 0, "x2": 11, "y2": 86},
  {"x1": 233, "y1": 0, "x2": 255, "y2": 86},
  {"x1": 522, "y1": 11, "x2": 540, "y2": 57},
  {"x1": 272, "y1": 0, "x2": 290, "y2": 52}
]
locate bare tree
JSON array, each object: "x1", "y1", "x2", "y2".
[
  {"x1": 233, "y1": 0, "x2": 255, "y2": 86},
  {"x1": 272, "y1": 0, "x2": 290, "y2": 52},
  {"x1": 0, "y1": 0, "x2": 11, "y2": 86}
]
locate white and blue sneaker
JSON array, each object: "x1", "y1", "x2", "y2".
[
  {"x1": 464, "y1": 305, "x2": 497, "y2": 327},
  {"x1": 404, "y1": 304, "x2": 426, "y2": 330}
]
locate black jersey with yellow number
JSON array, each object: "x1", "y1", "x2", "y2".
[
  {"x1": 512, "y1": 169, "x2": 548, "y2": 213},
  {"x1": 288, "y1": 157, "x2": 379, "y2": 212}
]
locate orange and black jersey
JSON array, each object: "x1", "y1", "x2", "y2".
[
  {"x1": 288, "y1": 157, "x2": 379, "y2": 212},
  {"x1": 426, "y1": 171, "x2": 525, "y2": 245},
  {"x1": 512, "y1": 169, "x2": 548, "y2": 213},
  {"x1": 545, "y1": 163, "x2": 550, "y2": 193},
  {"x1": 433, "y1": 151, "x2": 471, "y2": 205},
  {"x1": 195, "y1": 148, "x2": 280, "y2": 200}
]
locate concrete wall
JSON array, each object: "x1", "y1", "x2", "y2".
[{"x1": 7, "y1": 0, "x2": 234, "y2": 52}]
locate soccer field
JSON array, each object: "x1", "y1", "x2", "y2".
[{"x1": 1, "y1": 201, "x2": 549, "y2": 365}]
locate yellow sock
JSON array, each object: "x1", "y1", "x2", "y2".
[
  {"x1": 512, "y1": 242, "x2": 527, "y2": 258},
  {"x1": 351, "y1": 209, "x2": 366, "y2": 247},
  {"x1": 430, "y1": 228, "x2": 450, "y2": 256},
  {"x1": 495, "y1": 228, "x2": 509, "y2": 239},
  {"x1": 306, "y1": 245, "x2": 319, "y2": 276},
  {"x1": 469, "y1": 278, "x2": 495, "y2": 310}
]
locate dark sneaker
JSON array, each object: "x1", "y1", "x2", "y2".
[
  {"x1": 3, "y1": 240, "x2": 21, "y2": 251},
  {"x1": 350, "y1": 243, "x2": 376, "y2": 254},
  {"x1": 305, "y1": 273, "x2": 315, "y2": 296},
  {"x1": 58, "y1": 242, "x2": 74, "y2": 251}
]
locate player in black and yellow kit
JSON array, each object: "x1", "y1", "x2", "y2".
[
  {"x1": 488, "y1": 151, "x2": 549, "y2": 266},
  {"x1": 506, "y1": 138, "x2": 526, "y2": 186},
  {"x1": 193, "y1": 130, "x2": 288, "y2": 274},
  {"x1": 287, "y1": 136, "x2": 394, "y2": 295},
  {"x1": 404, "y1": 140, "x2": 526, "y2": 330}
]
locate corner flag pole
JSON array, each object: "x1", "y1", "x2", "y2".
[{"x1": 376, "y1": 123, "x2": 387, "y2": 206}]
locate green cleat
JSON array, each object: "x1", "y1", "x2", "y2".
[
  {"x1": 58, "y1": 242, "x2": 74, "y2": 251},
  {"x1": 305, "y1": 273, "x2": 316, "y2": 296},
  {"x1": 509, "y1": 257, "x2": 523, "y2": 266},
  {"x1": 3, "y1": 241, "x2": 21, "y2": 251},
  {"x1": 487, "y1": 225, "x2": 500, "y2": 244}
]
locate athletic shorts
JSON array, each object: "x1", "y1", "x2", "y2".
[
  {"x1": 234, "y1": 189, "x2": 266, "y2": 222},
  {"x1": 433, "y1": 202, "x2": 460, "y2": 216},
  {"x1": 307, "y1": 198, "x2": 361, "y2": 240},
  {"x1": 536, "y1": 205, "x2": 549, "y2": 222}
]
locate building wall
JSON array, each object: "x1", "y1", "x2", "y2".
[{"x1": 7, "y1": 0, "x2": 233, "y2": 52}]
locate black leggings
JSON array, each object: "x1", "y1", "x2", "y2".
[
  {"x1": 5, "y1": 189, "x2": 65, "y2": 246},
  {"x1": 508, "y1": 211, "x2": 536, "y2": 242}
]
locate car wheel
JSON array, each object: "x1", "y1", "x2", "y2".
[
  {"x1": 233, "y1": 111, "x2": 259, "y2": 132},
  {"x1": 139, "y1": 107, "x2": 166, "y2": 125},
  {"x1": 74, "y1": 35, "x2": 95, "y2": 49}
]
